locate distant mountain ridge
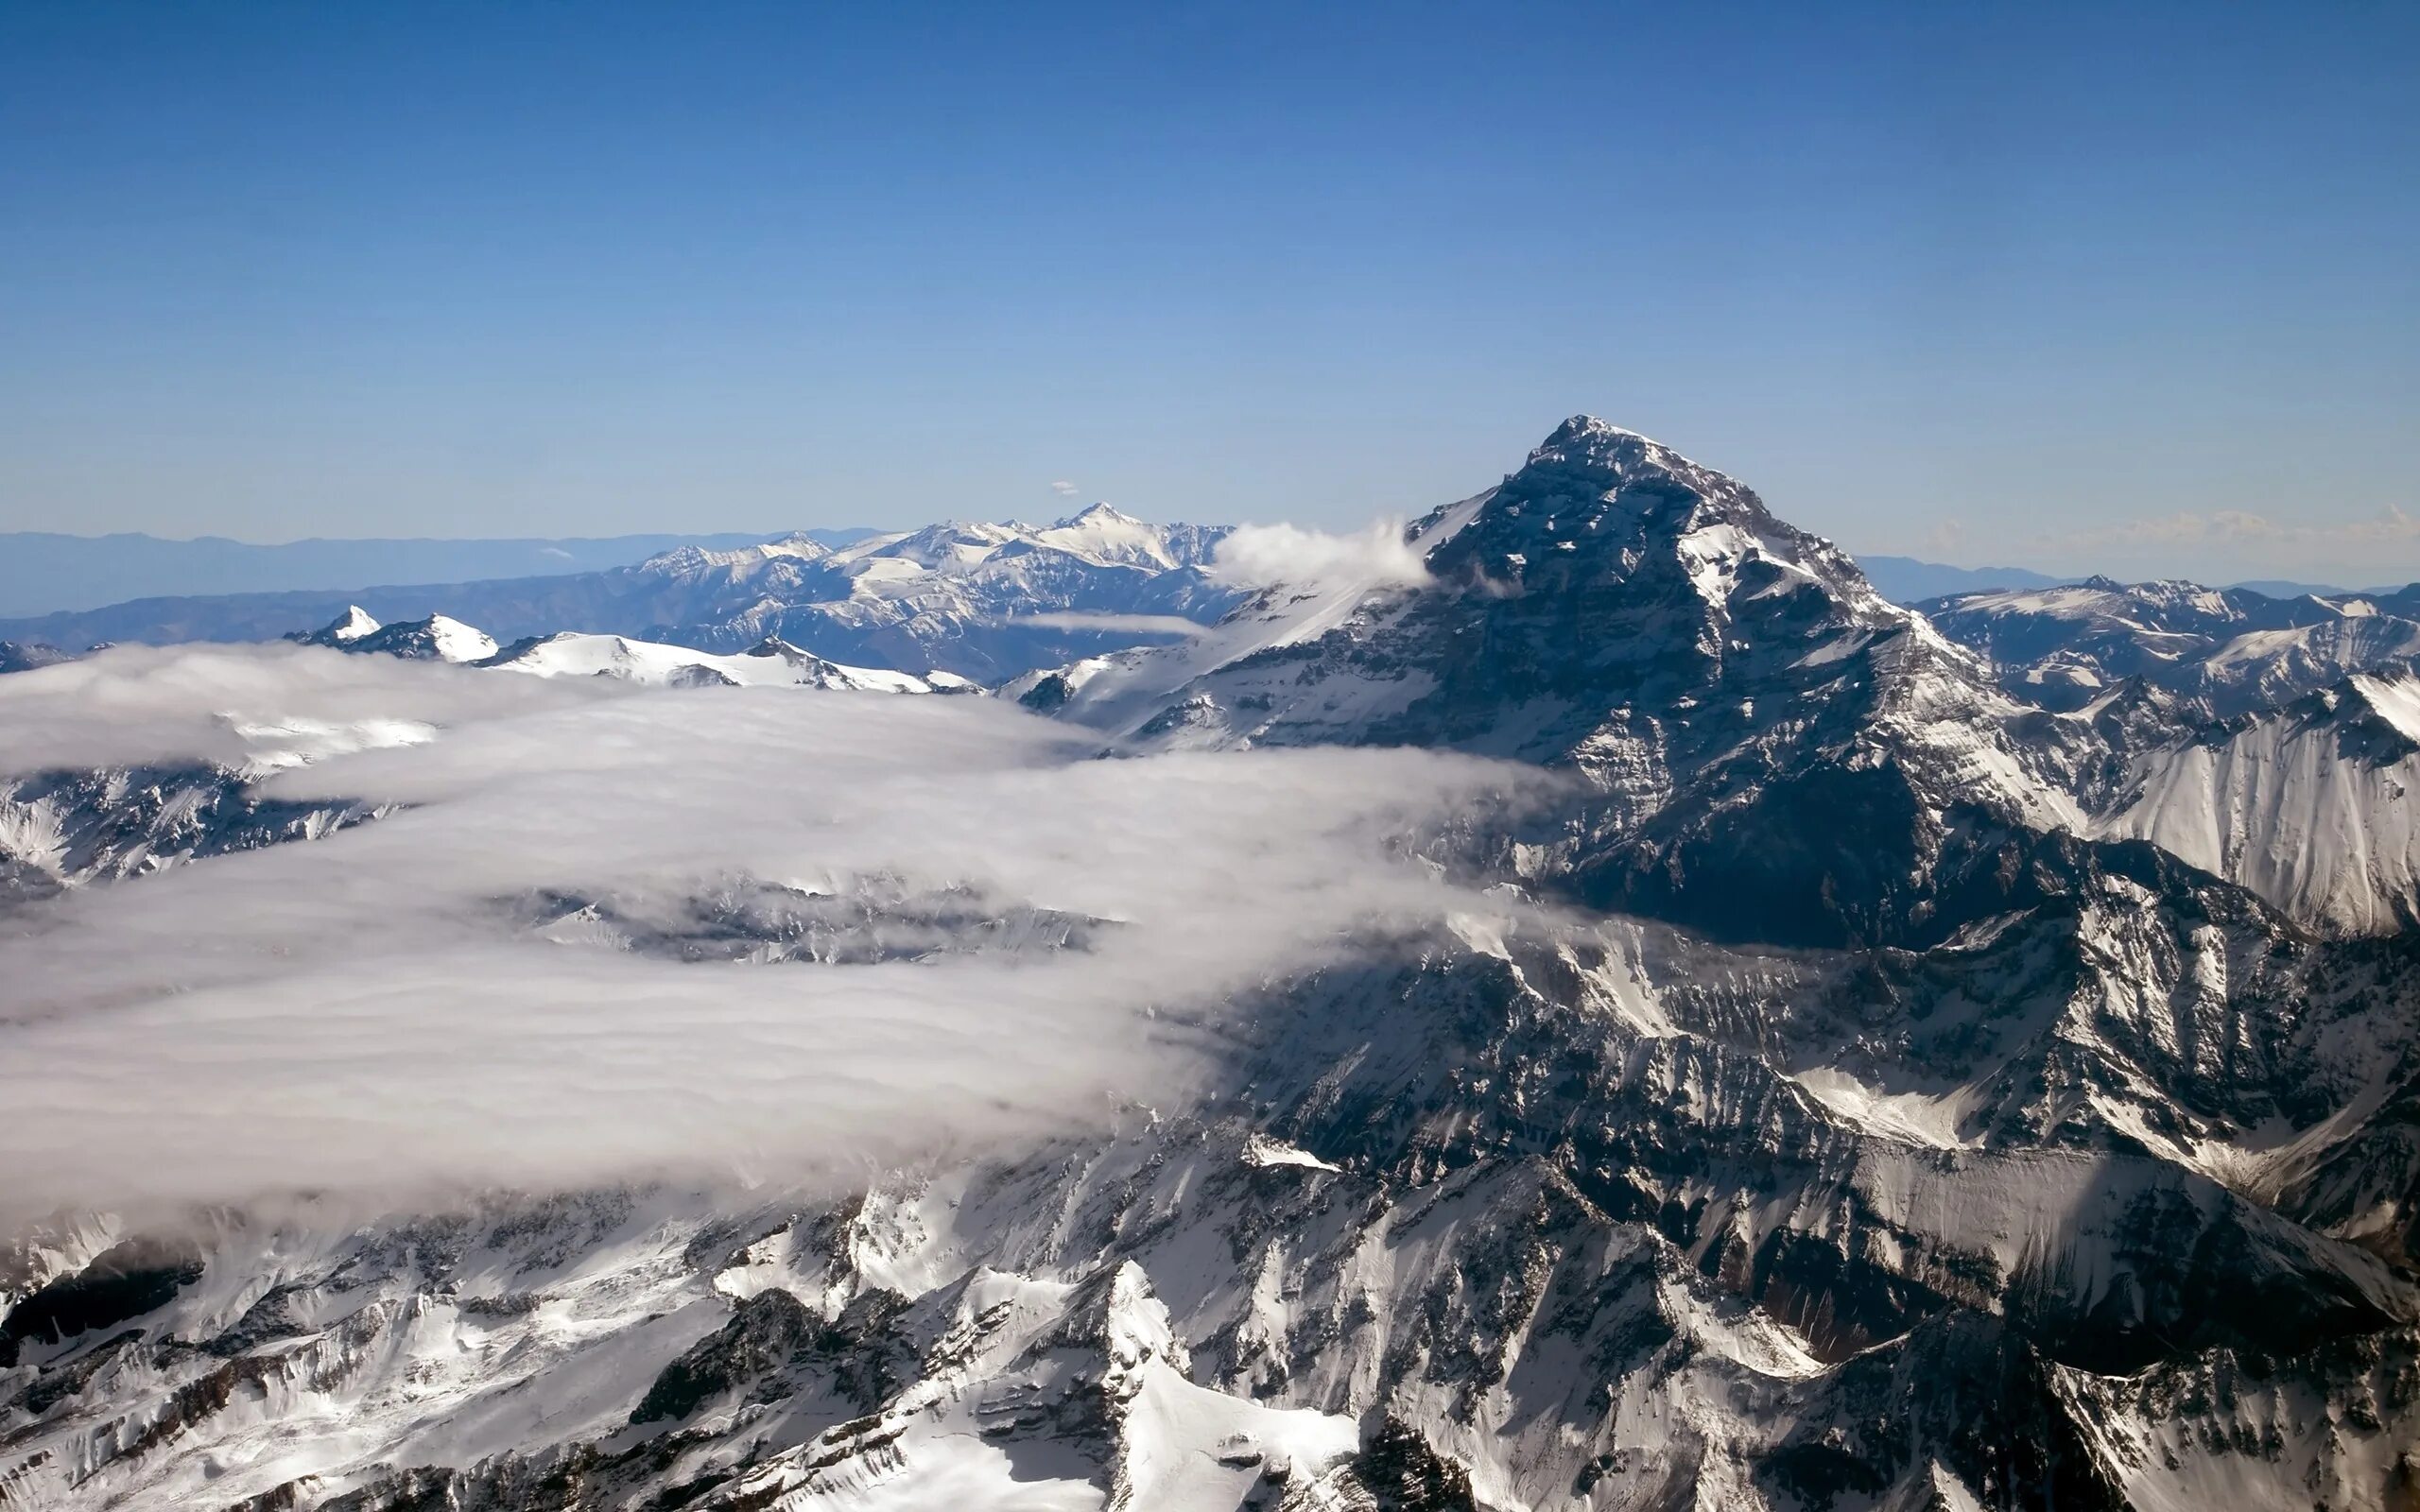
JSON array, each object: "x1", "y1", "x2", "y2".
[
  {"x1": 1852, "y1": 553, "x2": 2066, "y2": 602},
  {"x1": 0, "y1": 507, "x2": 1241, "y2": 681},
  {"x1": 1917, "y1": 575, "x2": 2420, "y2": 714},
  {"x1": 1857, "y1": 554, "x2": 2367, "y2": 606},
  {"x1": 0, "y1": 527, "x2": 876, "y2": 619}
]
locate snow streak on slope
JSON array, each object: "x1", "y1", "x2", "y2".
[{"x1": 2103, "y1": 669, "x2": 2420, "y2": 935}]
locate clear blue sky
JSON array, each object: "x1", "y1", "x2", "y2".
[{"x1": 3, "y1": 1, "x2": 2413, "y2": 583}]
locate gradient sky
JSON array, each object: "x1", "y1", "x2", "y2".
[{"x1": 3, "y1": 1, "x2": 2413, "y2": 584}]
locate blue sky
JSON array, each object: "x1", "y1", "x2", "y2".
[{"x1": 2, "y1": 1, "x2": 2413, "y2": 583}]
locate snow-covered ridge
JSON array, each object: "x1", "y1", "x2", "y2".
[
  {"x1": 701, "y1": 503, "x2": 1224, "y2": 585},
  {"x1": 484, "y1": 631, "x2": 971, "y2": 694},
  {"x1": 290, "y1": 610, "x2": 972, "y2": 694}
]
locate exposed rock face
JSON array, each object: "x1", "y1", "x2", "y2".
[
  {"x1": 0, "y1": 641, "x2": 72, "y2": 676},
  {"x1": 0, "y1": 762, "x2": 381, "y2": 909}
]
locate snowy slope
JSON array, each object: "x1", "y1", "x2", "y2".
[
  {"x1": 2195, "y1": 615, "x2": 2420, "y2": 713},
  {"x1": 2101, "y1": 669, "x2": 2420, "y2": 935},
  {"x1": 310, "y1": 605, "x2": 381, "y2": 644},
  {"x1": 289, "y1": 612, "x2": 975, "y2": 694},
  {"x1": 482, "y1": 631, "x2": 955, "y2": 693}
]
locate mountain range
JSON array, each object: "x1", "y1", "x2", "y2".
[
  {"x1": 4, "y1": 420, "x2": 2418, "y2": 1511},
  {"x1": 0, "y1": 507, "x2": 1236, "y2": 683},
  {"x1": 1853, "y1": 558, "x2": 2362, "y2": 606}
]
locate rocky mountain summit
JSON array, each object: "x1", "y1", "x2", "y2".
[{"x1": 5, "y1": 421, "x2": 2418, "y2": 1511}]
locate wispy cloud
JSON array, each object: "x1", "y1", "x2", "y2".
[
  {"x1": 1208, "y1": 519, "x2": 1431, "y2": 592},
  {"x1": 0, "y1": 645, "x2": 1535, "y2": 1222},
  {"x1": 1050, "y1": 480, "x2": 1080, "y2": 498},
  {"x1": 1006, "y1": 610, "x2": 1205, "y2": 636}
]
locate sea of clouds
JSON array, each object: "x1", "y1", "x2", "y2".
[{"x1": 0, "y1": 643, "x2": 1534, "y2": 1225}]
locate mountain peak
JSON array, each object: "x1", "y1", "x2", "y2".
[
  {"x1": 1508, "y1": 418, "x2": 1759, "y2": 521},
  {"x1": 1541, "y1": 413, "x2": 1652, "y2": 446},
  {"x1": 1442, "y1": 416, "x2": 1824, "y2": 591},
  {"x1": 1028, "y1": 503, "x2": 1181, "y2": 570},
  {"x1": 1528, "y1": 415, "x2": 1680, "y2": 468},
  {"x1": 286, "y1": 605, "x2": 382, "y2": 648},
  {"x1": 760, "y1": 532, "x2": 834, "y2": 558},
  {"x1": 1060, "y1": 501, "x2": 1142, "y2": 527}
]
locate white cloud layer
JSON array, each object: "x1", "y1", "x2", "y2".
[
  {"x1": 1208, "y1": 519, "x2": 1431, "y2": 592},
  {"x1": 0, "y1": 644, "x2": 1532, "y2": 1224},
  {"x1": 1005, "y1": 610, "x2": 1205, "y2": 636}
]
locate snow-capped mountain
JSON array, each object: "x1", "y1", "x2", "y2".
[
  {"x1": 9, "y1": 421, "x2": 2420, "y2": 1511},
  {"x1": 301, "y1": 605, "x2": 380, "y2": 645},
  {"x1": 280, "y1": 607, "x2": 977, "y2": 693},
  {"x1": 0, "y1": 507, "x2": 1240, "y2": 682},
  {"x1": 1024, "y1": 417, "x2": 2085, "y2": 947},
  {"x1": 293, "y1": 610, "x2": 499, "y2": 662},
  {"x1": 482, "y1": 630, "x2": 977, "y2": 694}
]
